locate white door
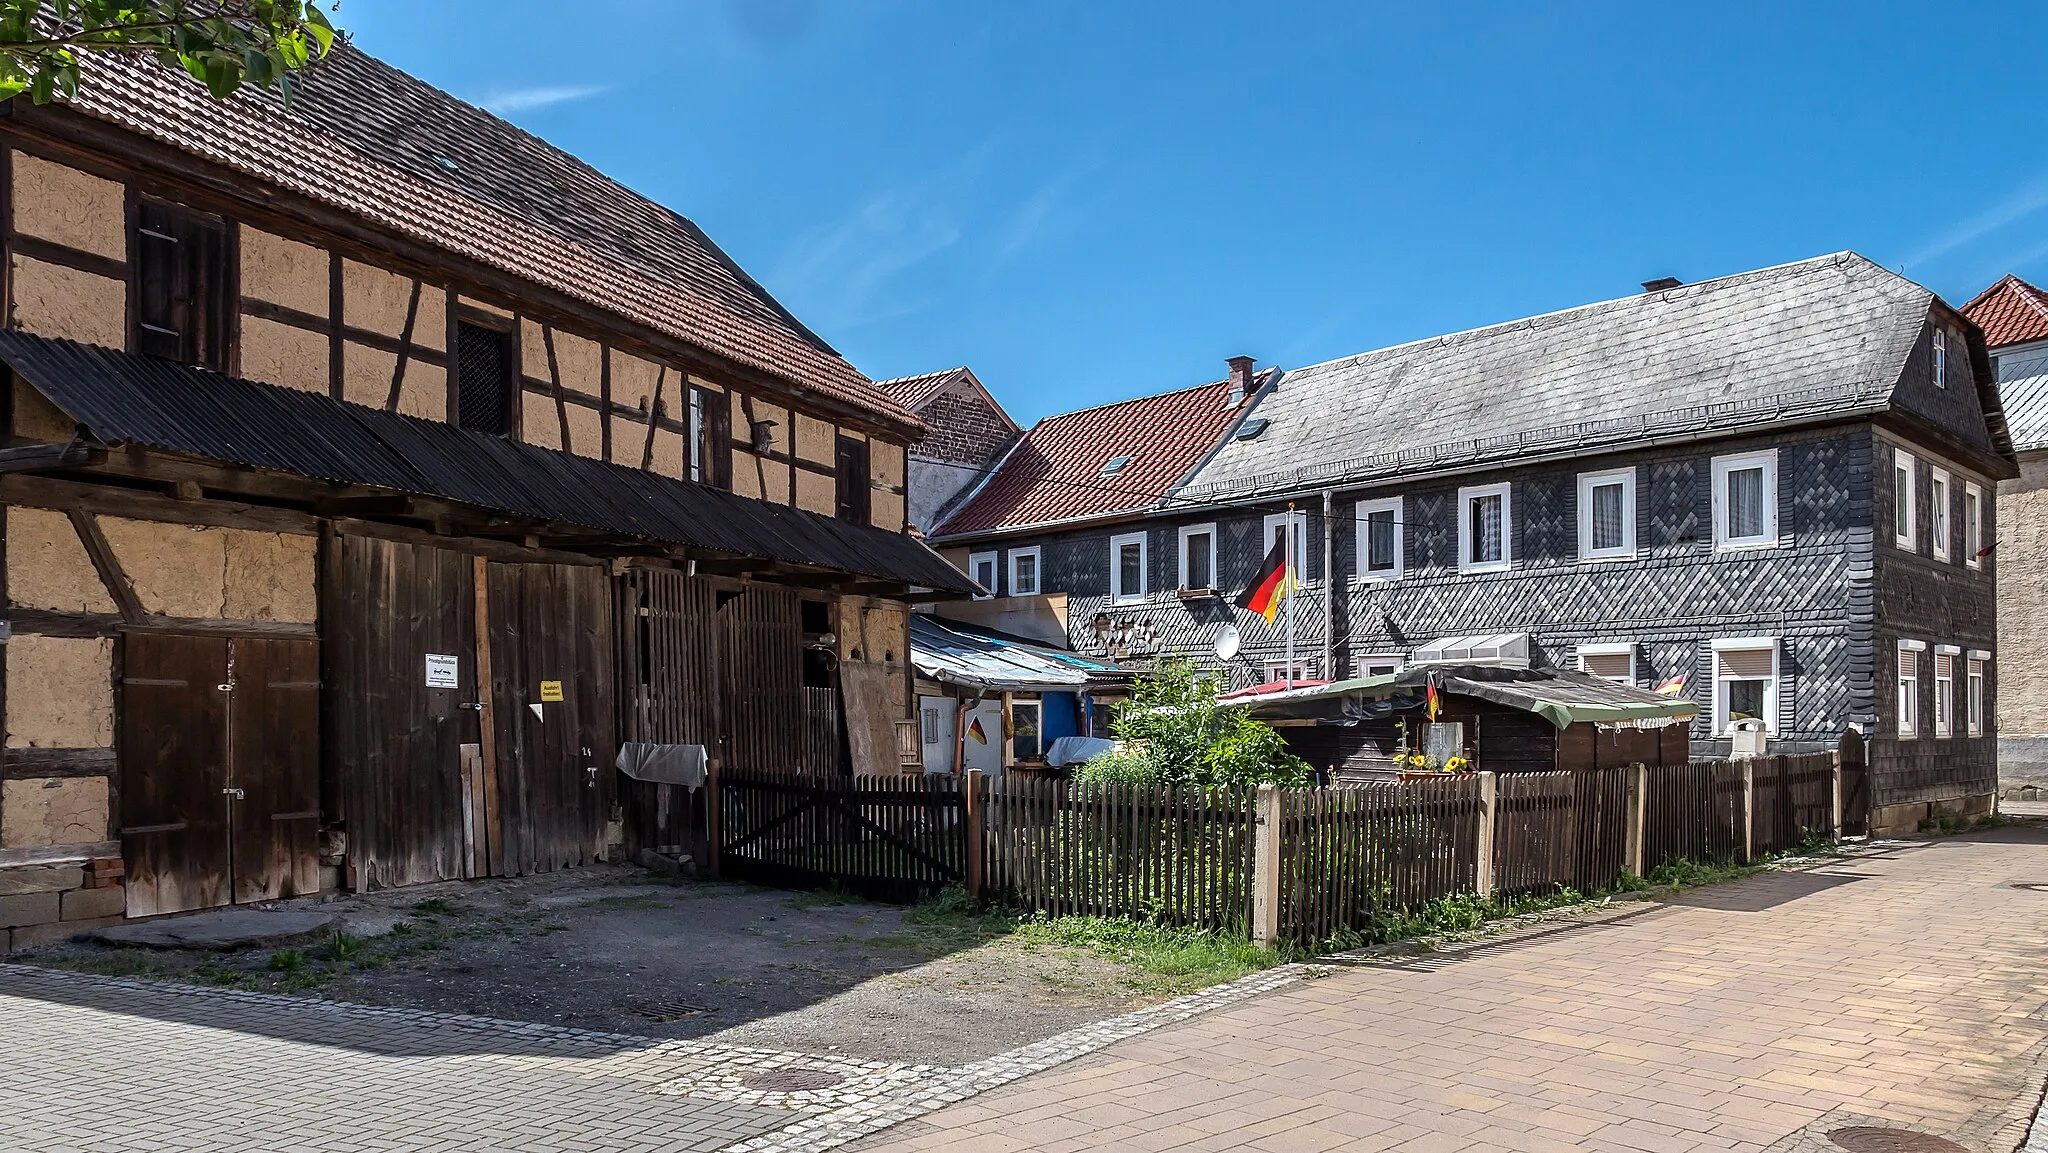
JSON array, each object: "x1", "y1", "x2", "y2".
[
  {"x1": 961, "y1": 700, "x2": 1005, "y2": 777},
  {"x1": 917, "y1": 695, "x2": 957, "y2": 774}
]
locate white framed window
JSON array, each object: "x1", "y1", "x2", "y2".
[
  {"x1": 1577, "y1": 468, "x2": 1636, "y2": 560},
  {"x1": 1261, "y1": 659, "x2": 1316, "y2": 682},
  {"x1": 1577, "y1": 642, "x2": 1638, "y2": 685},
  {"x1": 1356, "y1": 497, "x2": 1402, "y2": 581},
  {"x1": 1262, "y1": 510, "x2": 1309, "y2": 577},
  {"x1": 1966, "y1": 482, "x2": 1985, "y2": 568},
  {"x1": 1712, "y1": 638, "x2": 1778, "y2": 736},
  {"x1": 1109, "y1": 531, "x2": 1148, "y2": 603},
  {"x1": 1711, "y1": 450, "x2": 1778, "y2": 551},
  {"x1": 1897, "y1": 639, "x2": 1925, "y2": 738},
  {"x1": 1177, "y1": 522, "x2": 1217, "y2": 591},
  {"x1": 1457, "y1": 482, "x2": 1511, "y2": 573},
  {"x1": 968, "y1": 551, "x2": 998, "y2": 599},
  {"x1": 1933, "y1": 645, "x2": 1959, "y2": 738},
  {"x1": 1008, "y1": 546, "x2": 1041, "y2": 597},
  {"x1": 1355, "y1": 653, "x2": 1404, "y2": 678},
  {"x1": 1930, "y1": 469, "x2": 1951, "y2": 562},
  {"x1": 1894, "y1": 448, "x2": 1916, "y2": 551},
  {"x1": 1933, "y1": 327, "x2": 1948, "y2": 389},
  {"x1": 1967, "y1": 651, "x2": 1988, "y2": 736}
]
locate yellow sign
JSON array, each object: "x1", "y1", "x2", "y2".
[{"x1": 539, "y1": 680, "x2": 564, "y2": 703}]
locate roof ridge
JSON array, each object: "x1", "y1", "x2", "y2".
[
  {"x1": 873, "y1": 367, "x2": 969, "y2": 387},
  {"x1": 1280, "y1": 251, "x2": 1877, "y2": 378}
]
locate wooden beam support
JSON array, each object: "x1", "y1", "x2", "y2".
[
  {"x1": 4, "y1": 607, "x2": 317, "y2": 639},
  {"x1": 0, "y1": 473, "x2": 320, "y2": 535},
  {"x1": 66, "y1": 508, "x2": 145, "y2": 622},
  {"x1": 0, "y1": 439, "x2": 103, "y2": 473}
]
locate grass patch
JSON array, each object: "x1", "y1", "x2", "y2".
[
  {"x1": 410, "y1": 897, "x2": 459, "y2": 916},
  {"x1": 1012, "y1": 914, "x2": 1287, "y2": 991}
]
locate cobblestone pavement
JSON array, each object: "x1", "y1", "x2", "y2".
[
  {"x1": 856, "y1": 826, "x2": 2048, "y2": 1153},
  {"x1": 8, "y1": 828, "x2": 2048, "y2": 1153}
]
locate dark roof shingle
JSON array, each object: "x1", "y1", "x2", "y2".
[
  {"x1": 874, "y1": 368, "x2": 970, "y2": 412},
  {"x1": 47, "y1": 48, "x2": 919, "y2": 433}
]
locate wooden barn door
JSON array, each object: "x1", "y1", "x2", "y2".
[
  {"x1": 121, "y1": 632, "x2": 320, "y2": 915},
  {"x1": 486, "y1": 560, "x2": 614, "y2": 875},
  {"x1": 716, "y1": 586, "x2": 804, "y2": 771},
  {"x1": 122, "y1": 633, "x2": 232, "y2": 917},
  {"x1": 229, "y1": 638, "x2": 322, "y2": 903}
]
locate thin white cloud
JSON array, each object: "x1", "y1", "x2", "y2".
[
  {"x1": 1906, "y1": 173, "x2": 2048, "y2": 269},
  {"x1": 477, "y1": 84, "x2": 610, "y2": 115}
]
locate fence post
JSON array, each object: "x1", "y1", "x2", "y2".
[
  {"x1": 1252, "y1": 784, "x2": 1282, "y2": 949},
  {"x1": 965, "y1": 769, "x2": 986, "y2": 899},
  {"x1": 1475, "y1": 772, "x2": 1498, "y2": 900},
  {"x1": 1741, "y1": 760, "x2": 1755, "y2": 863},
  {"x1": 1829, "y1": 751, "x2": 1843, "y2": 842},
  {"x1": 1625, "y1": 763, "x2": 1648, "y2": 878},
  {"x1": 705, "y1": 758, "x2": 722, "y2": 877}
]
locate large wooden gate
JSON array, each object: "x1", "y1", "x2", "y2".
[
  {"x1": 325, "y1": 531, "x2": 614, "y2": 889},
  {"x1": 121, "y1": 632, "x2": 319, "y2": 916},
  {"x1": 718, "y1": 585, "x2": 805, "y2": 772}
]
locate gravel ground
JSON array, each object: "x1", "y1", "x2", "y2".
[{"x1": 16, "y1": 866, "x2": 1163, "y2": 1065}]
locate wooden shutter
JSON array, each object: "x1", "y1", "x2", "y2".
[
  {"x1": 1896, "y1": 649, "x2": 1918, "y2": 680},
  {"x1": 1717, "y1": 647, "x2": 1774, "y2": 680},
  {"x1": 135, "y1": 201, "x2": 231, "y2": 369},
  {"x1": 835, "y1": 436, "x2": 871, "y2": 523},
  {"x1": 1933, "y1": 653, "x2": 1954, "y2": 680}
]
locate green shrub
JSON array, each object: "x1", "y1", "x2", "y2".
[{"x1": 1099, "y1": 660, "x2": 1312, "y2": 790}]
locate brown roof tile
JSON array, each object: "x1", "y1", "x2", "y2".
[
  {"x1": 55, "y1": 49, "x2": 920, "y2": 433},
  {"x1": 1963, "y1": 274, "x2": 2048, "y2": 349},
  {"x1": 934, "y1": 378, "x2": 1252, "y2": 536}
]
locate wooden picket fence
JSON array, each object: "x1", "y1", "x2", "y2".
[{"x1": 707, "y1": 752, "x2": 1842, "y2": 944}]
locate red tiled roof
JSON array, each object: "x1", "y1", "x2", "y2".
[
  {"x1": 48, "y1": 49, "x2": 920, "y2": 434},
  {"x1": 874, "y1": 367, "x2": 968, "y2": 411},
  {"x1": 934, "y1": 377, "x2": 1252, "y2": 536},
  {"x1": 1962, "y1": 274, "x2": 2048, "y2": 349}
]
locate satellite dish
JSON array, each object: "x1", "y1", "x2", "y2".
[{"x1": 1214, "y1": 624, "x2": 1242, "y2": 662}]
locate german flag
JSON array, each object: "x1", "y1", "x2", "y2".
[{"x1": 1233, "y1": 539, "x2": 1295, "y2": 624}]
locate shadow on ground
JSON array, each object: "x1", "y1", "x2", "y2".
[{"x1": 5, "y1": 866, "x2": 1160, "y2": 1065}]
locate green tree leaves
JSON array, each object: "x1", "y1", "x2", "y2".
[
  {"x1": 0, "y1": 1, "x2": 339, "y2": 105},
  {"x1": 1078, "y1": 660, "x2": 1312, "y2": 791}
]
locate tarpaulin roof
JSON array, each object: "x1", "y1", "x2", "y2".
[
  {"x1": 910, "y1": 615, "x2": 1121, "y2": 692},
  {"x1": 0, "y1": 332, "x2": 976, "y2": 592},
  {"x1": 1221, "y1": 666, "x2": 1696, "y2": 730}
]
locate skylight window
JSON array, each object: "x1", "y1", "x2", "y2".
[
  {"x1": 1099, "y1": 456, "x2": 1132, "y2": 477},
  {"x1": 1234, "y1": 418, "x2": 1269, "y2": 441}
]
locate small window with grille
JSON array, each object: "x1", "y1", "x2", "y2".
[{"x1": 454, "y1": 320, "x2": 516, "y2": 435}]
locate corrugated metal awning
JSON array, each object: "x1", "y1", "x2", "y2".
[
  {"x1": 0, "y1": 332, "x2": 976, "y2": 593},
  {"x1": 910, "y1": 615, "x2": 1118, "y2": 692}
]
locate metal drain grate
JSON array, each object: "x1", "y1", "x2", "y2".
[
  {"x1": 633, "y1": 1001, "x2": 709, "y2": 1022},
  {"x1": 1826, "y1": 1127, "x2": 1970, "y2": 1152},
  {"x1": 740, "y1": 1068, "x2": 846, "y2": 1092}
]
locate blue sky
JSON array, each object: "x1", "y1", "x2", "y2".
[{"x1": 343, "y1": 1, "x2": 2048, "y2": 424}]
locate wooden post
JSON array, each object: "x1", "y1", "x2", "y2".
[
  {"x1": 471, "y1": 555, "x2": 502, "y2": 877},
  {"x1": 1252, "y1": 784, "x2": 1282, "y2": 949},
  {"x1": 705, "y1": 757, "x2": 723, "y2": 877},
  {"x1": 1474, "y1": 771, "x2": 1498, "y2": 899},
  {"x1": 1741, "y1": 760, "x2": 1756, "y2": 863},
  {"x1": 1625, "y1": 762, "x2": 1648, "y2": 879},
  {"x1": 965, "y1": 769, "x2": 986, "y2": 899},
  {"x1": 1830, "y1": 750, "x2": 1844, "y2": 842}
]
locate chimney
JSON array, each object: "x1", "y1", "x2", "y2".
[
  {"x1": 1225, "y1": 355, "x2": 1256, "y2": 406},
  {"x1": 1641, "y1": 276, "x2": 1683, "y2": 293}
]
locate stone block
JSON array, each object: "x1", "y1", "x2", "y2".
[
  {"x1": 61, "y1": 885, "x2": 125, "y2": 921},
  {"x1": 0, "y1": 866, "x2": 83, "y2": 896},
  {"x1": 0, "y1": 891, "x2": 60, "y2": 927}
]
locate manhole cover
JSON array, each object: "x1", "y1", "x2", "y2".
[
  {"x1": 633, "y1": 1001, "x2": 708, "y2": 1022},
  {"x1": 740, "y1": 1068, "x2": 846, "y2": 1092},
  {"x1": 1826, "y1": 1127, "x2": 1970, "y2": 1153}
]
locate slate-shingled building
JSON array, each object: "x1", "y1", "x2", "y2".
[
  {"x1": 0, "y1": 46, "x2": 973, "y2": 947},
  {"x1": 942, "y1": 254, "x2": 2013, "y2": 835}
]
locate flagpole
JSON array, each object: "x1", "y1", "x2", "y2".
[{"x1": 1284, "y1": 503, "x2": 1297, "y2": 690}]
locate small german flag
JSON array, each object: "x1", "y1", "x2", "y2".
[
  {"x1": 966, "y1": 717, "x2": 988, "y2": 745},
  {"x1": 1426, "y1": 677, "x2": 1442, "y2": 722},
  {"x1": 1233, "y1": 539, "x2": 1296, "y2": 624}
]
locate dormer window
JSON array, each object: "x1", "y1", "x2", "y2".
[
  {"x1": 1099, "y1": 455, "x2": 1132, "y2": 478},
  {"x1": 1933, "y1": 328, "x2": 1948, "y2": 389}
]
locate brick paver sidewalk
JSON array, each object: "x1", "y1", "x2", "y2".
[{"x1": 857, "y1": 826, "x2": 2048, "y2": 1153}]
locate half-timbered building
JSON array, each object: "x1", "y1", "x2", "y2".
[
  {"x1": 0, "y1": 48, "x2": 973, "y2": 948},
  {"x1": 933, "y1": 254, "x2": 2014, "y2": 836}
]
